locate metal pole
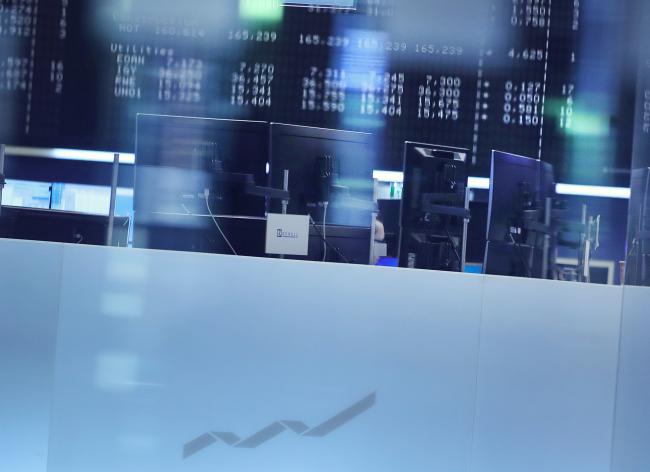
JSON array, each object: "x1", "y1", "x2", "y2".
[
  {"x1": 577, "y1": 204, "x2": 588, "y2": 282},
  {"x1": 106, "y1": 153, "x2": 119, "y2": 246},
  {"x1": 0, "y1": 144, "x2": 5, "y2": 218},
  {"x1": 281, "y1": 169, "x2": 289, "y2": 215},
  {"x1": 461, "y1": 186, "x2": 471, "y2": 272},
  {"x1": 584, "y1": 217, "x2": 594, "y2": 284},
  {"x1": 279, "y1": 169, "x2": 289, "y2": 260},
  {"x1": 542, "y1": 197, "x2": 552, "y2": 279},
  {"x1": 369, "y1": 178, "x2": 379, "y2": 265}
]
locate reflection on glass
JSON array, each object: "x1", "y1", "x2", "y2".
[{"x1": 0, "y1": 0, "x2": 647, "y2": 284}]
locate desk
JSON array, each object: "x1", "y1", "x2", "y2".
[
  {"x1": 0, "y1": 238, "x2": 648, "y2": 471},
  {"x1": 134, "y1": 212, "x2": 372, "y2": 264}
]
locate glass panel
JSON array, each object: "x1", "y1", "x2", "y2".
[
  {"x1": 611, "y1": 286, "x2": 650, "y2": 471},
  {"x1": 624, "y1": 2, "x2": 650, "y2": 287},
  {"x1": 1, "y1": 0, "x2": 648, "y2": 284},
  {"x1": 46, "y1": 245, "x2": 483, "y2": 471},
  {"x1": 0, "y1": 240, "x2": 63, "y2": 472},
  {"x1": 472, "y1": 276, "x2": 622, "y2": 471}
]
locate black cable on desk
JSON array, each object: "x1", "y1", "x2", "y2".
[
  {"x1": 509, "y1": 233, "x2": 532, "y2": 278},
  {"x1": 309, "y1": 216, "x2": 351, "y2": 264}
]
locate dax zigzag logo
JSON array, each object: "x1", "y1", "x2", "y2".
[{"x1": 183, "y1": 392, "x2": 376, "y2": 459}]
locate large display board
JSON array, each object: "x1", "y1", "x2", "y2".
[{"x1": 0, "y1": 0, "x2": 639, "y2": 185}]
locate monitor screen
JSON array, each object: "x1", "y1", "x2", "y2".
[
  {"x1": 486, "y1": 150, "x2": 541, "y2": 243},
  {"x1": 2, "y1": 180, "x2": 52, "y2": 209},
  {"x1": 134, "y1": 114, "x2": 269, "y2": 218},
  {"x1": 400, "y1": 141, "x2": 469, "y2": 232},
  {"x1": 269, "y1": 123, "x2": 375, "y2": 227}
]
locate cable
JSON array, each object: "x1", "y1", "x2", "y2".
[
  {"x1": 509, "y1": 233, "x2": 532, "y2": 278},
  {"x1": 322, "y1": 201, "x2": 329, "y2": 262},
  {"x1": 627, "y1": 238, "x2": 639, "y2": 259},
  {"x1": 309, "y1": 215, "x2": 351, "y2": 264},
  {"x1": 444, "y1": 228, "x2": 462, "y2": 267},
  {"x1": 204, "y1": 191, "x2": 238, "y2": 256}
]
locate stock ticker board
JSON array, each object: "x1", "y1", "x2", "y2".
[{"x1": 0, "y1": 0, "x2": 643, "y2": 185}]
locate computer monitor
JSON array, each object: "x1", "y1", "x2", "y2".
[
  {"x1": 268, "y1": 123, "x2": 376, "y2": 227},
  {"x1": 626, "y1": 167, "x2": 650, "y2": 286},
  {"x1": 400, "y1": 141, "x2": 469, "y2": 231},
  {"x1": 486, "y1": 151, "x2": 542, "y2": 243},
  {"x1": 134, "y1": 114, "x2": 270, "y2": 253},
  {"x1": 398, "y1": 141, "x2": 469, "y2": 271},
  {"x1": 135, "y1": 114, "x2": 269, "y2": 217},
  {"x1": 484, "y1": 150, "x2": 545, "y2": 277},
  {"x1": 1, "y1": 179, "x2": 51, "y2": 209}
]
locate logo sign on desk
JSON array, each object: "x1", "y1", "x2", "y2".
[
  {"x1": 182, "y1": 392, "x2": 376, "y2": 459},
  {"x1": 265, "y1": 213, "x2": 310, "y2": 256}
]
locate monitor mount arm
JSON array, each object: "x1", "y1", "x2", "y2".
[
  {"x1": 211, "y1": 171, "x2": 289, "y2": 202},
  {"x1": 568, "y1": 204, "x2": 601, "y2": 283},
  {"x1": 578, "y1": 214, "x2": 601, "y2": 283},
  {"x1": 202, "y1": 143, "x2": 290, "y2": 203},
  {"x1": 418, "y1": 192, "x2": 472, "y2": 272},
  {"x1": 244, "y1": 182, "x2": 290, "y2": 201},
  {"x1": 524, "y1": 198, "x2": 601, "y2": 282},
  {"x1": 627, "y1": 230, "x2": 650, "y2": 286},
  {"x1": 420, "y1": 196, "x2": 471, "y2": 220}
]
